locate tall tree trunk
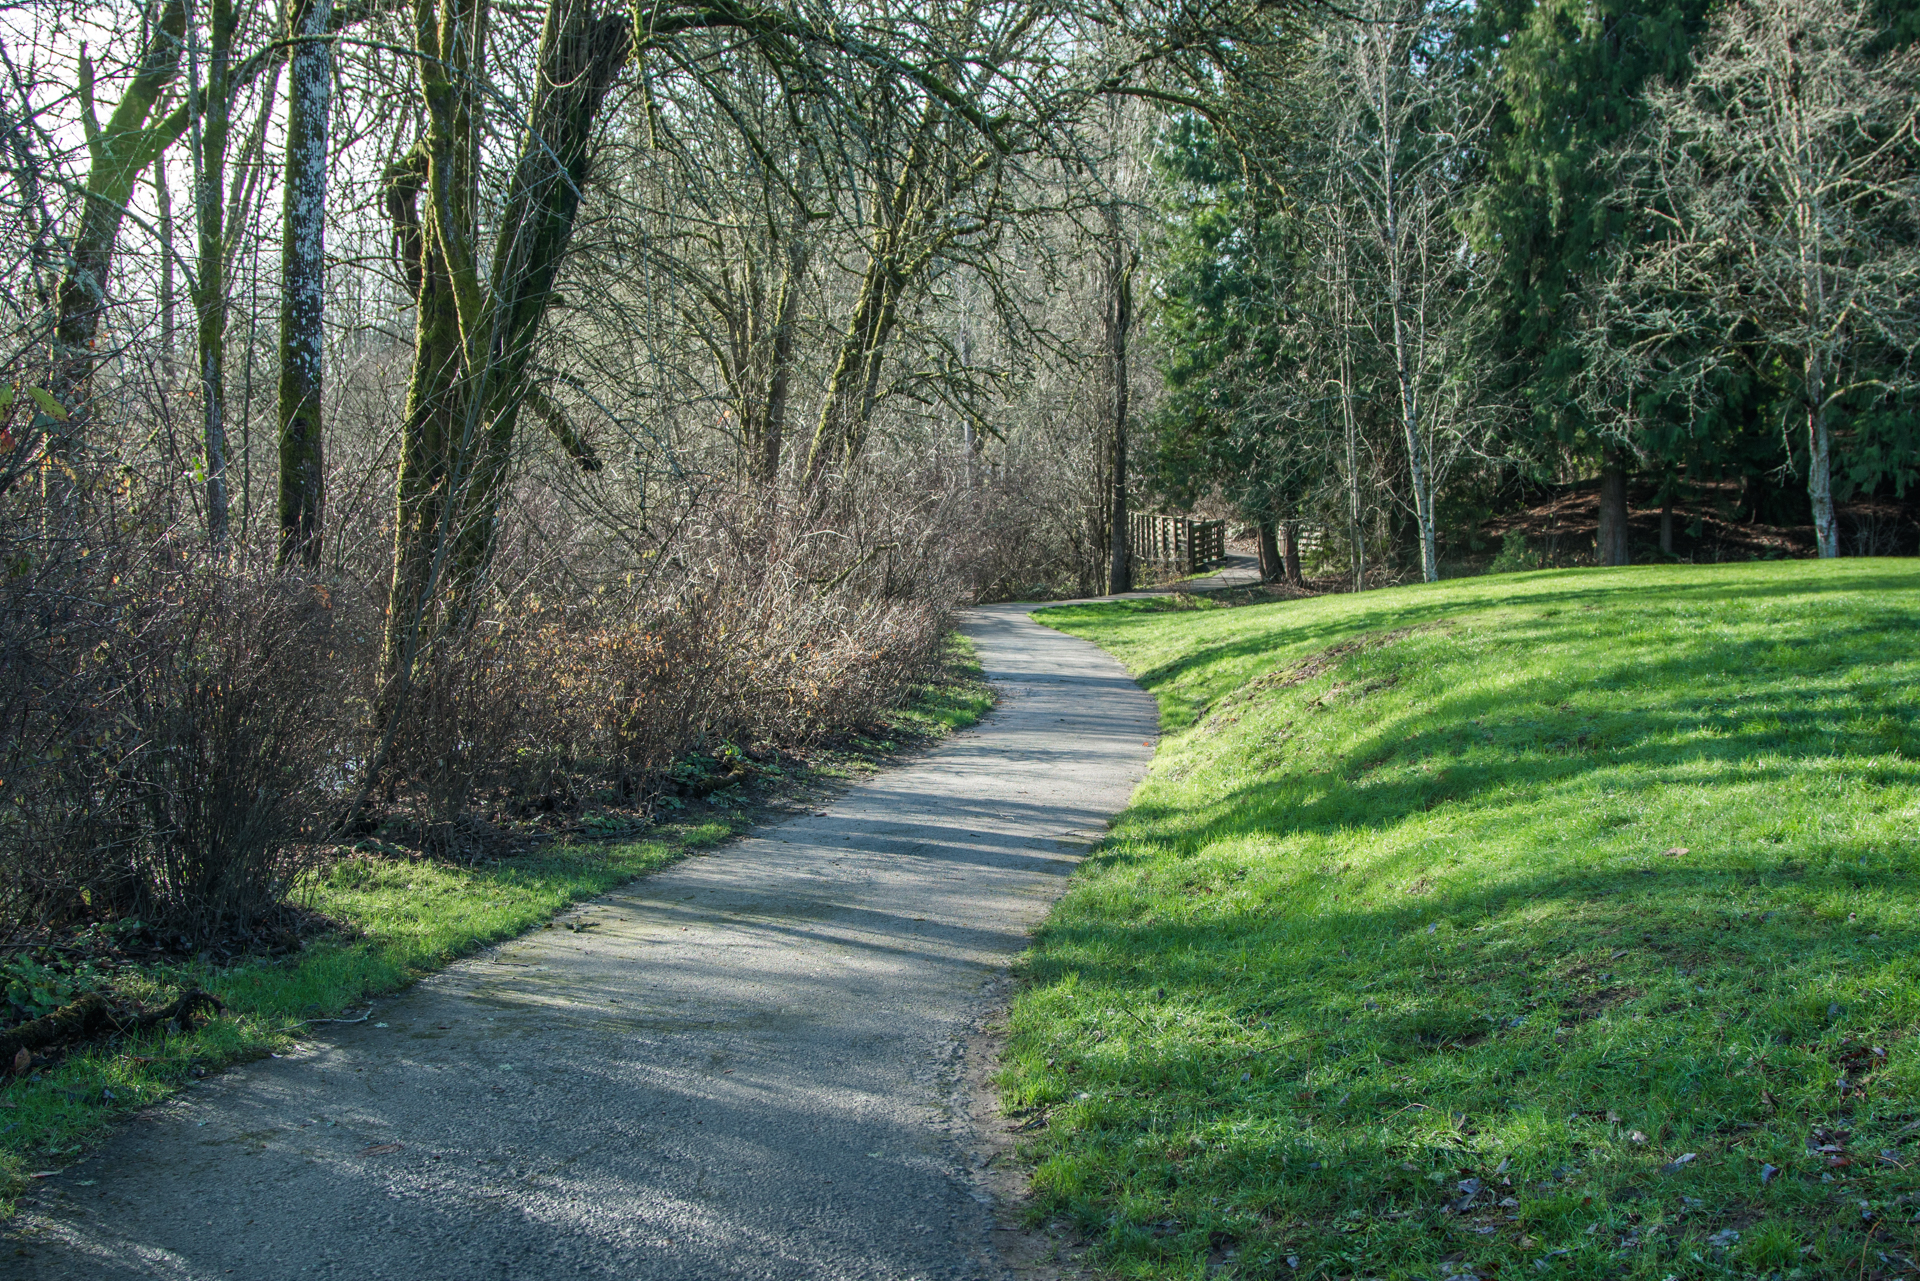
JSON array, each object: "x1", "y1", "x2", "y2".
[
  {"x1": 1596, "y1": 445, "x2": 1629, "y2": 566},
  {"x1": 447, "y1": 1, "x2": 631, "y2": 600},
  {"x1": 1257, "y1": 521, "x2": 1281, "y2": 582},
  {"x1": 1104, "y1": 233, "x2": 1134, "y2": 596},
  {"x1": 1390, "y1": 303, "x2": 1436, "y2": 582},
  {"x1": 278, "y1": 0, "x2": 332, "y2": 567},
  {"x1": 156, "y1": 165, "x2": 176, "y2": 379},
  {"x1": 749, "y1": 231, "x2": 806, "y2": 484},
  {"x1": 50, "y1": 0, "x2": 190, "y2": 432},
  {"x1": 187, "y1": 0, "x2": 236, "y2": 545},
  {"x1": 805, "y1": 246, "x2": 905, "y2": 493},
  {"x1": 380, "y1": 142, "x2": 460, "y2": 687},
  {"x1": 1660, "y1": 494, "x2": 1674, "y2": 555},
  {"x1": 382, "y1": 0, "x2": 634, "y2": 679},
  {"x1": 1807, "y1": 357, "x2": 1838, "y2": 558},
  {"x1": 1335, "y1": 231, "x2": 1364, "y2": 593},
  {"x1": 1283, "y1": 520, "x2": 1302, "y2": 585},
  {"x1": 1381, "y1": 145, "x2": 1436, "y2": 583}
]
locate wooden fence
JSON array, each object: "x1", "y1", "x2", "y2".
[{"x1": 1129, "y1": 513, "x2": 1227, "y2": 575}]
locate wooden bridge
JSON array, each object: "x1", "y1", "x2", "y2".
[{"x1": 1129, "y1": 513, "x2": 1227, "y2": 575}]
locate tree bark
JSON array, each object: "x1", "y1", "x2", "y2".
[
  {"x1": 1334, "y1": 220, "x2": 1364, "y2": 593},
  {"x1": 755, "y1": 236, "x2": 805, "y2": 485},
  {"x1": 1283, "y1": 521, "x2": 1302, "y2": 585},
  {"x1": 277, "y1": 0, "x2": 332, "y2": 568},
  {"x1": 187, "y1": 0, "x2": 237, "y2": 546},
  {"x1": 1596, "y1": 445, "x2": 1630, "y2": 566},
  {"x1": 1380, "y1": 119, "x2": 1436, "y2": 582},
  {"x1": 1257, "y1": 521, "x2": 1281, "y2": 582},
  {"x1": 50, "y1": 0, "x2": 191, "y2": 430},
  {"x1": 1660, "y1": 493, "x2": 1674, "y2": 555},
  {"x1": 1807, "y1": 356, "x2": 1838, "y2": 557},
  {"x1": 156, "y1": 165, "x2": 176, "y2": 380},
  {"x1": 1104, "y1": 232, "x2": 1134, "y2": 597},
  {"x1": 382, "y1": 0, "x2": 635, "y2": 680}
]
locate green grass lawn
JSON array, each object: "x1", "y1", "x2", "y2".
[
  {"x1": 1008, "y1": 561, "x2": 1920, "y2": 1281},
  {"x1": 0, "y1": 634, "x2": 992, "y2": 1204}
]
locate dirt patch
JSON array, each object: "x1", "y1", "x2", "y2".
[{"x1": 961, "y1": 979, "x2": 1105, "y2": 1280}]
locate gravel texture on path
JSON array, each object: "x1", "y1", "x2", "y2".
[{"x1": 4, "y1": 604, "x2": 1157, "y2": 1281}]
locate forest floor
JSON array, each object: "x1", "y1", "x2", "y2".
[
  {"x1": 1007, "y1": 560, "x2": 1920, "y2": 1281},
  {"x1": 3, "y1": 605, "x2": 1156, "y2": 1281}
]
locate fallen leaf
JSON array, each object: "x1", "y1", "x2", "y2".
[
  {"x1": 12, "y1": 1048, "x2": 28, "y2": 1075},
  {"x1": 1660, "y1": 1152, "x2": 1697, "y2": 1174},
  {"x1": 1664, "y1": 847, "x2": 1689, "y2": 857},
  {"x1": 1629, "y1": 1130, "x2": 1647, "y2": 1144},
  {"x1": 360, "y1": 1143, "x2": 403, "y2": 1156},
  {"x1": 1760, "y1": 1163, "x2": 1780, "y2": 1184},
  {"x1": 29, "y1": 1171, "x2": 58, "y2": 1179}
]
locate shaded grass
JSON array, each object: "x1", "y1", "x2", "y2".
[
  {"x1": 0, "y1": 632, "x2": 993, "y2": 1205},
  {"x1": 1007, "y1": 561, "x2": 1920, "y2": 1281}
]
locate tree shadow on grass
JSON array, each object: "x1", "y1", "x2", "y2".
[
  {"x1": 1099, "y1": 619, "x2": 1918, "y2": 869},
  {"x1": 1050, "y1": 564, "x2": 1920, "y2": 713}
]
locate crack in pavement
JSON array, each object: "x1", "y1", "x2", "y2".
[{"x1": 4, "y1": 603, "x2": 1157, "y2": 1281}]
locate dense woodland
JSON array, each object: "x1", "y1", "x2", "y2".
[{"x1": 1, "y1": 0, "x2": 1916, "y2": 944}]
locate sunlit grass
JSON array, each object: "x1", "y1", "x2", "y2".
[{"x1": 1007, "y1": 561, "x2": 1920, "y2": 1281}]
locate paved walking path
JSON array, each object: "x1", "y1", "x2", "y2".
[{"x1": 5, "y1": 605, "x2": 1158, "y2": 1281}]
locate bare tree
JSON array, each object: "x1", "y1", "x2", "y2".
[
  {"x1": 1317, "y1": 0, "x2": 1487, "y2": 581},
  {"x1": 1589, "y1": 0, "x2": 1920, "y2": 558}
]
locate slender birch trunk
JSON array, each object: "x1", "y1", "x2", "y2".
[
  {"x1": 278, "y1": 0, "x2": 332, "y2": 567},
  {"x1": 1105, "y1": 230, "x2": 1134, "y2": 596}
]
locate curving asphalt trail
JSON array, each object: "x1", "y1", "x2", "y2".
[{"x1": 5, "y1": 604, "x2": 1157, "y2": 1281}]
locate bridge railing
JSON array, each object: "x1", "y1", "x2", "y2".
[{"x1": 1128, "y1": 514, "x2": 1227, "y2": 575}]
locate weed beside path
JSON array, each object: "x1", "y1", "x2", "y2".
[
  {"x1": 0, "y1": 636, "x2": 992, "y2": 1204},
  {"x1": 1007, "y1": 562, "x2": 1920, "y2": 1281}
]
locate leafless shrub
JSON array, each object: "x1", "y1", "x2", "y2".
[{"x1": 0, "y1": 468, "x2": 346, "y2": 945}]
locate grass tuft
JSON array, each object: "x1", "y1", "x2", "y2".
[{"x1": 1008, "y1": 561, "x2": 1920, "y2": 1281}]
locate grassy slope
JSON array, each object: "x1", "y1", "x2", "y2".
[
  {"x1": 1008, "y1": 562, "x2": 1920, "y2": 1281},
  {"x1": 0, "y1": 636, "x2": 992, "y2": 1200}
]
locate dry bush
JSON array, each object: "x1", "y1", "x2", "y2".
[
  {"x1": 0, "y1": 471, "x2": 346, "y2": 946},
  {"x1": 0, "y1": 435, "x2": 967, "y2": 940},
  {"x1": 361, "y1": 481, "x2": 958, "y2": 847}
]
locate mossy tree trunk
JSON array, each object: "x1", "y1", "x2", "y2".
[
  {"x1": 49, "y1": 0, "x2": 191, "y2": 435},
  {"x1": 186, "y1": 0, "x2": 238, "y2": 545}
]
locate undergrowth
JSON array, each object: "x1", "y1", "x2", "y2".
[
  {"x1": 1008, "y1": 561, "x2": 1920, "y2": 1281},
  {"x1": 0, "y1": 633, "x2": 991, "y2": 1207}
]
